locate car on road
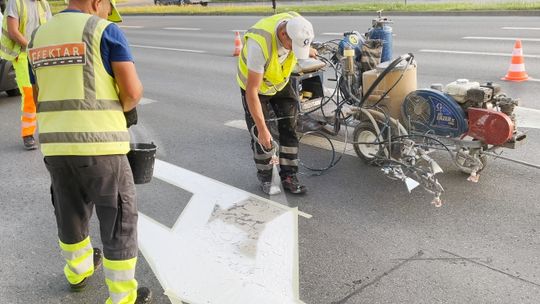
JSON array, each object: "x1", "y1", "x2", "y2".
[
  {"x1": 154, "y1": 0, "x2": 209, "y2": 6},
  {"x1": 0, "y1": 59, "x2": 20, "y2": 97}
]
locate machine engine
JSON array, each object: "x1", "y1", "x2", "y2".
[{"x1": 401, "y1": 79, "x2": 521, "y2": 146}]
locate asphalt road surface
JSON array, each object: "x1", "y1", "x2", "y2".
[{"x1": 1, "y1": 14, "x2": 540, "y2": 304}]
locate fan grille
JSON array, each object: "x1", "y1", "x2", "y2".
[{"x1": 405, "y1": 94, "x2": 431, "y2": 124}]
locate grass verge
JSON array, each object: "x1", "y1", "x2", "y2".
[{"x1": 48, "y1": 1, "x2": 540, "y2": 15}]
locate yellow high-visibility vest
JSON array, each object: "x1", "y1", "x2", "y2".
[
  {"x1": 237, "y1": 12, "x2": 299, "y2": 96},
  {"x1": 28, "y1": 13, "x2": 129, "y2": 156},
  {"x1": 0, "y1": 0, "x2": 48, "y2": 60}
]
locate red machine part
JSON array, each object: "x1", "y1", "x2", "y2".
[{"x1": 467, "y1": 108, "x2": 514, "y2": 145}]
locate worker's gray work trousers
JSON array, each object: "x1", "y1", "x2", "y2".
[
  {"x1": 241, "y1": 81, "x2": 300, "y2": 181},
  {"x1": 44, "y1": 155, "x2": 138, "y2": 260}
]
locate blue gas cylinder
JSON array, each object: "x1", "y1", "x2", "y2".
[
  {"x1": 368, "y1": 25, "x2": 392, "y2": 63},
  {"x1": 368, "y1": 13, "x2": 393, "y2": 63}
]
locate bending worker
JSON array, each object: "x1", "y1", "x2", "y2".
[
  {"x1": 28, "y1": 0, "x2": 151, "y2": 303},
  {"x1": 237, "y1": 12, "x2": 316, "y2": 195},
  {"x1": 0, "y1": 0, "x2": 51, "y2": 150}
]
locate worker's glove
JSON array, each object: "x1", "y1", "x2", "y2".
[{"x1": 124, "y1": 107, "x2": 138, "y2": 128}]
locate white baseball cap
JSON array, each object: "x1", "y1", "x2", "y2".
[{"x1": 286, "y1": 16, "x2": 314, "y2": 60}]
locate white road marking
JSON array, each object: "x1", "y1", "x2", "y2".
[
  {"x1": 139, "y1": 159, "x2": 308, "y2": 304},
  {"x1": 139, "y1": 97, "x2": 158, "y2": 105},
  {"x1": 225, "y1": 120, "x2": 356, "y2": 156},
  {"x1": 463, "y1": 36, "x2": 540, "y2": 42},
  {"x1": 130, "y1": 44, "x2": 206, "y2": 54},
  {"x1": 419, "y1": 49, "x2": 540, "y2": 59},
  {"x1": 119, "y1": 25, "x2": 144, "y2": 29},
  {"x1": 514, "y1": 107, "x2": 540, "y2": 129},
  {"x1": 230, "y1": 29, "x2": 247, "y2": 33},
  {"x1": 163, "y1": 27, "x2": 201, "y2": 31},
  {"x1": 502, "y1": 27, "x2": 540, "y2": 31}
]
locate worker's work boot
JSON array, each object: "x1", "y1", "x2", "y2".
[
  {"x1": 135, "y1": 287, "x2": 153, "y2": 304},
  {"x1": 281, "y1": 175, "x2": 307, "y2": 194},
  {"x1": 69, "y1": 248, "x2": 103, "y2": 292},
  {"x1": 23, "y1": 135, "x2": 37, "y2": 150}
]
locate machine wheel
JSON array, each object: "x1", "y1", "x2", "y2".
[
  {"x1": 6, "y1": 88, "x2": 20, "y2": 97},
  {"x1": 352, "y1": 121, "x2": 386, "y2": 164},
  {"x1": 454, "y1": 148, "x2": 488, "y2": 174}
]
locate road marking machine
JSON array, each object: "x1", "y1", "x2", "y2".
[{"x1": 292, "y1": 11, "x2": 537, "y2": 206}]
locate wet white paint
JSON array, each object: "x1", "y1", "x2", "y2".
[{"x1": 138, "y1": 159, "x2": 308, "y2": 304}]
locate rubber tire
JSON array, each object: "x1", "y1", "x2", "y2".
[
  {"x1": 353, "y1": 121, "x2": 386, "y2": 164},
  {"x1": 6, "y1": 88, "x2": 20, "y2": 97}
]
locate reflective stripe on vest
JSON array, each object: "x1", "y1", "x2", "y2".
[
  {"x1": 29, "y1": 13, "x2": 129, "y2": 156},
  {"x1": 236, "y1": 12, "x2": 299, "y2": 96},
  {"x1": 0, "y1": 0, "x2": 48, "y2": 60}
]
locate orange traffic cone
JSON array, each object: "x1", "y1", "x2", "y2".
[
  {"x1": 233, "y1": 31, "x2": 243, "y2": 57},
  {"x1": 502, "y1": 40, "x2": 529, "y2": 82}
]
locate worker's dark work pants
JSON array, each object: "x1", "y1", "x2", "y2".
[
  {"x1": 241, "y1": 81, "x2": 300, "y2": 180},
  {"x1": 44, "y1": 155, "x2": 138, "y2": 260}
]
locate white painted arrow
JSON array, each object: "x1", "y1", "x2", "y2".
[{"x1": 138, "y1": 159, "x2": 309, "y2": 304}]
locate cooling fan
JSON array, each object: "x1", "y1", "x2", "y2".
[{"x1": 401, "y1": 89, "x2": 468, "y2": 137}]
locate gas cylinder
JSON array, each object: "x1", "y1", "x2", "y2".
[{"x1": 367, "y1": 10, "x2": 393, "y2": 63}]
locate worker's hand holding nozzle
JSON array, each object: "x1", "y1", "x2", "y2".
[
  {"x1": 257, "y1": 127, "x2": 274, "y2": 151},
  {"x1": 250, "y1": 125, "x2": 275, "y2": 153}
]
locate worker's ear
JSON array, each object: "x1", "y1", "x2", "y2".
[{"x1": 90, "y1": 0, "x2": 101, "y2": 14}]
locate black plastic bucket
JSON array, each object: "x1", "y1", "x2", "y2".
[{"x1": 127, "y1": 143, "x2": 157, "y2": 184}]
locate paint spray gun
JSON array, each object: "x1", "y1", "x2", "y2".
[{"x1": 250, "y1": 126, "x2": 282, "y2": 195}]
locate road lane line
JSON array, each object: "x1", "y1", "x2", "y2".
[
  {"x1": 225, "y1": 120, "x2": 357, "y2": 156},
  {"x1": 419, "y1": 49, "x2": 540, "y2": 59},
  {"x1": 130, "y1": 44, "x2": 206, "y2": 54},
  {"x1": 119, "y1": 25, "x2": 144, "y2": 29},
  {"x1": 514, "y1": 107, "x2": 540, "y2": 129},
  {"x1": 321, "y1": 32, "x2": 343, "y2": 36},
  {"x1": 502, "y1": 27, "x2": 540, "y2": 31},
  {"x1": 163, "y1": 27, "x2": 201, "y2": 31},
  {"x1": 463, "y1": 36, "x2": 540, "y2": 42},
  {"x1": 139, "y1": 97, "x2": 158, "y2": 105}
]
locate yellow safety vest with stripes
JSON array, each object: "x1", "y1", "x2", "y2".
[
  {"x1": 237, "y1": 12, "x2": 299, "y2": 96},
  {"x1": 0, "y1": 0, "x2": 48, "y2": 61},
  {"x1": 28, "y1": 13, "x2": 129, "y2": 156}
]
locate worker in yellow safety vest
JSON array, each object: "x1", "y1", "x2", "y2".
[
  {"x1": 0, "y1": 0, "x2": 51, "y2": 150},
  {"x1": 28, "y1": 0, "x2": 151, "y2": 303},
  {"x1": 237, "y1": 12, "x2": 316, "y2": 195}
]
